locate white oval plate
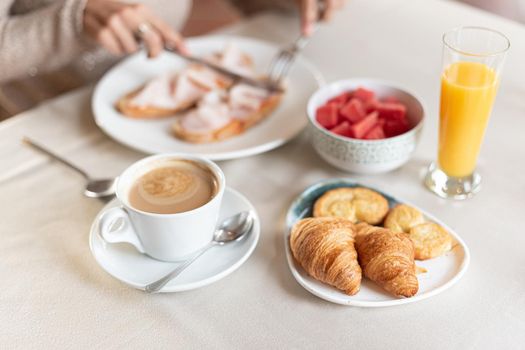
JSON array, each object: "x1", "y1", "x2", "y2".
[
  {"x1": 284, "y1": 179, "x2": 470, "y2": 307},
  {"x1": 89, "y1": 187, "x2": 260, "y2": 292},
  {"x1": 92, "y1": 35, "x2": 324, "y2": 160}
]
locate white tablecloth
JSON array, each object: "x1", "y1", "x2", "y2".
[{"x1": 1, "y1": 1, "x2": 525, "y2": 348}]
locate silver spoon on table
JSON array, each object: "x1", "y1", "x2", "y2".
[
  {"x1": 145, "y1": 211, "x2": 254, "y2": 293},
  {"x1": 23, "y1": 137, "x2": 116, "y2": 198}
]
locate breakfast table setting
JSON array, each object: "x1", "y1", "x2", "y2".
[{"x1": 2, "y1": 0, "x2": 525, "y2": 348}]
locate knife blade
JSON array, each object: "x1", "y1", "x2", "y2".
[{"x1": 164, "y1": 46, "x2": 284, "y2": 93}]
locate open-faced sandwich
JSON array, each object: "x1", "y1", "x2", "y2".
[{"x1": 115, "y1": 43, "x2": 283, "y2": 143}]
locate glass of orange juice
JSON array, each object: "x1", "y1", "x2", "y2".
[{"x1": 425, "y1": 26, "x2": 510, "y2": 199}]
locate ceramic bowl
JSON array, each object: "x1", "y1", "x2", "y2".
[{"x1": 307, "y1": 79, "x2": 425, "y2": 174}]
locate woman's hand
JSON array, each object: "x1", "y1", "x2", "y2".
[
  {"x1": 83, "y1": 0, "x2": 186, "y2": 58},
  {"x1": 297, "y1": 0, "x2": 346, "y2": 36}
]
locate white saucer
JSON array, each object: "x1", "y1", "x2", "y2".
[{"x1": 89, "y1": 187, "x2": 260, "y2": 292}]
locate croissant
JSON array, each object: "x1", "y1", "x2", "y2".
[
  {"x1": 355, "y1": 225, "x2": 418, "y2": 297},
  {"x1": 290, "y1": 217, "x2": 362, "y2": 295}
]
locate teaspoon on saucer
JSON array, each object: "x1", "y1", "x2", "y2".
[
  {"x1": 23, "y1": 137, "x2": 116, "y2": 198},
  {"x1": 144, "y1": 211, "x2": 254, "y2": 293}
]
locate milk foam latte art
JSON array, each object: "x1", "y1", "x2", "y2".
[{"x1": 129, "y1": 160, "x2": 218, "y2": 214}]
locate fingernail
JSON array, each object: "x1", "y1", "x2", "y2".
[
  {"x1": 180, "y1": 43, "x2": 190, "y2": 55},
  {"x1": 305, "y1": 23, "x2": 313, "y2": 36}
]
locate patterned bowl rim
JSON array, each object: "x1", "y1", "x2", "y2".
[{"x1": 306, "y1": 78, "x2": 426, "y2": 145}]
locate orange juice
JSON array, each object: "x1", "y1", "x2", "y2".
[{"x1": 438, "y1": 61, "x2": 498, "y2": 177}]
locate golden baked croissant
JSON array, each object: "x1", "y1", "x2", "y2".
[
  {"x1": 313, "y1": 187, "x2": 389, "y2": 225},
  {"x1": 355, "y1": 225, "x2": 418, "y2": 297},
  {"x1": 290, "y1": 217, "x2": 362, "y2": 295}
]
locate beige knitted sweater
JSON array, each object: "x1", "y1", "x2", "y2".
[
  {"x1": 0, "y1": 0, "x2": 192, "y2": 82},
  {"x1": 0, "y1": 0, "x2": 295, "y2": 83}
]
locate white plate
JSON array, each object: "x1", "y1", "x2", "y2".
[
  {"x1": 92, "y1": 35, "x2": 324, "y2": 160},
  {"x1": 89, "y1": 187, "x2": 260, "y2": 292},
  {"x1": 284, "y1": 179, "x2": 470, "y2": 307}
]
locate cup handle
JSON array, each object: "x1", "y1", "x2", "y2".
[{"x1": 98, "y1": 207, "x2": 145, "y2": 254}]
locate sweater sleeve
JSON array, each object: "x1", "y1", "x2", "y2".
[{"x1": 0, "y1": 0, "x2": 89, "y2": 83}]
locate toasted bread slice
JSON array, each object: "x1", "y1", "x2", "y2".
[
  {"x1": 116, "y1": 86, "x2": 196, "y2": 119},
  {"x1": 116, "y1": 64, "x2": 232, "y2": 119},
  {"x1": 171, "y1": 93, "x2": 282, "y2": 143}
]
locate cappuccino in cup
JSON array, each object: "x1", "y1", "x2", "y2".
[
  {"x1": 128, "y1": 160, "x2": 218, "y2": 214},
  {"x1": 98, "y1": 154, "x2": 225, "y2": 262}
]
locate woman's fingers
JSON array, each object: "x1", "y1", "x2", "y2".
[
  {"x1": 83, "y1": 0, "x2": 186, "y2": 58},
  {"x1": 107, "y1": 14, "x2": 138, "y2": 53},
  {"x1": 336, "y1": 0, "x2": 346, "y2": 10},
  {"x1": 144, "y1": 11, "x2": 188, "y2": 54},
  {"x1": 117, "y1": 5, "x2": 162, "y2": 58},
  {"x1": 300, "y1": 0, "x2": 318, "y2": 36},
  {"x1": 297, "y1": 0, "x2": 346, "y2": 34},
  {"x1": 84, "y1": 14, "x2": 123, "y2": 55},
  {"x1": 321, "y1": 0, "x2": 335, "y2": 21},
  {"x1": 141, "y1": 28, "x2": 163, "y2": 58}
]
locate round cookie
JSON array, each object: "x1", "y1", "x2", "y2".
[
  {"x1": 408, "y1": 223, "x2": 452, "y2": 260},
  {"x1": 313, "y1": 187, "x2": 389, "y2": 225},
  {"x1": 384, "y1": 204, "x2": 426, "y2": 233}
]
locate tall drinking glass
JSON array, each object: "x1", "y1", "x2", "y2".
[{"x1": 425, "y1": 26, "x2": 510, "y2": 199}]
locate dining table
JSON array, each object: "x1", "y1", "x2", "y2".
[{"x1": 2, "y1": 0, "x2": 525, "y2": 348}]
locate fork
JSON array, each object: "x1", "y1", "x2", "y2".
[
  {"x1": 267, "y1": 0, "x2": 325, "y2": 87},
  {"x1": 267, "y1": 32, "x2": 314, "y2": 87}
]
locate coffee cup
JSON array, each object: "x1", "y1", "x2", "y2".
[{"x1": 98, "y1": 153, "x2": 225, "y2": 262}]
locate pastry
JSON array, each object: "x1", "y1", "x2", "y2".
[
  {"x1": 384, "y1": 204, "x2": 425, "y2": 233},
  {"x1": 358, "y1": 222, "x2": 428, "y2": 275},
  {"x1": 355, "y1": 225, "x2": 418, "y2": 297},
  {"x1": 313, "y1": 187, "x2": 389, "y2": 225},
  {"x1": 354, "y1": 221, "x2": 377, "y2": 238},
  {"x1": 384, "y1": 204, "x2": 452, "y2": 260},
  {"x1": 408, "y1": 223, "x2": 452, "y2": 260},
  {"x1": 290, "y1": 217, "x2": 362, "y2": 295}
]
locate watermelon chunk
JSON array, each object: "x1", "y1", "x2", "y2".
[
  {"x1": 384, "y1": 118, "x2": 410, "y2": 137},
  {"x1": 330, "y1": 121, "x2": 353, "y2": 137},
  {"x1": 364, "y1": 123, "x2": 386, "y2": 140},
  {"x1": 377, "y1": 102, "x2": 407, "y2": 121},
  {"x1": 327, "y1": 92, "x2": 352, "y2": 107},
  {"x1": 316, "y1": 104, "x2": 339, "y2": 129},
  {"x1": 364, "y1": 98, "x2": 379, "y2": 113},
  {"x1": 383, "y1": 96, "x2": 399, "y2": 103},
  {"x1": 353, "y1": 87, "x2": 375, "y2": 102},
  {"x1": 339, "y1": 98, "x2": 366, "y2": 123},
  {"x1": 350, "y1": 111, "x2": 379, "y2": 139}
]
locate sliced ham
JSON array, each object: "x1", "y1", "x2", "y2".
[
  {"x1": 219, "y1": 43, "x2": 255, "y2": 77},
  {"x1": 180, "y1": 91, "x2": 232, "y2": 133},
  {"x1": 171, "y1": 71, "x2": 208, "y2": 106},
  {"x1": 130, "y1": 74, "x2": 180, "y2": 109},
  {"x1": 229, "y1": 84, "x2": 268, "y2": 119},
  {"x1": 186, "y1": 65, "x2": 231, "y2": 91},
  {"x1": 130, "y1": 69, "x2": 208, "y2": 110}
]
